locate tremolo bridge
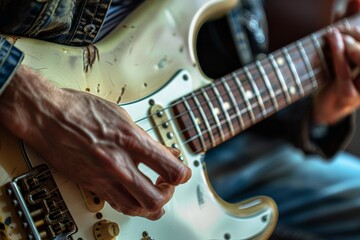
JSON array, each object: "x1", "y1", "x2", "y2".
[{"x1": 7, "y1": 165, "x2": 76, "y2": 240}]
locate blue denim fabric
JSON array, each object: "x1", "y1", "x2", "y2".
[
  {"x1": 0, "y1": 38, "x2": 23, "y2": 95},
  {"x1": 205, "y1": 133, "x2": 360, "y2": 240}
]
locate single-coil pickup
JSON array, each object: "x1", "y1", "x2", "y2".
[{"x1": 150, "y1": 104, "x2": 186, "y2": 164}]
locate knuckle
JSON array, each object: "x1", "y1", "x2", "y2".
[
  {"x1": 145, "y1": 196, "x2": 166, "y2": 212},
  {"x1": 121, "y1": 206, "x2": 142, "y2": 217},
  {"x1": 169, "y1": 166, "x2": 189, "y2": 184}
]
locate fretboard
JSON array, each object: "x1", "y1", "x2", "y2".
[{"x1": 172, "y1": 13, "x2": 360, "y2": 153}]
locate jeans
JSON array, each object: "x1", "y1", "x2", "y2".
[{"x1": 205, "y1": 133, "x2": 360, "y2": 240}]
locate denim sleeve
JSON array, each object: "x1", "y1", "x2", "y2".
[{"x1": 0, "y1": 37, "x2": 24, "y2": 95}]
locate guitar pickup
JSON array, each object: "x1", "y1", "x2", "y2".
[
  {"x1": 149, "y1": 104, "x2": 186, "y2": 164},
  {"x1": 6, "y1": 164, "x2": 77, "y2": 240}
]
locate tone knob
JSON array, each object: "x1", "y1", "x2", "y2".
[{"x1": 93, "y1": 220, "x2": 120, "y2": 240}]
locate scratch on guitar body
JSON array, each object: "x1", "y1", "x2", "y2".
[
  {"x1": 117, "y1": 85, "x2": 127, "y2": 104},
  {"x1": 83, "y1": 44, "x2": 100, "y2": 73}
]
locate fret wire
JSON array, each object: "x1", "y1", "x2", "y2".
[
  {"x1": 282, "y1": 47, "x2": 305, "y2": 96},
  {"x1": 183, "y1": 97, "x2": 274, "y2": 146},
  {"x1": 244, "y1": 66, "x2": 267, "y2": 117},
  {"x1": 211, "y1": 83, "x2": 236, "y2": 136},
  {"x1": 256, "y1": 61, "x2": 279, "y2": 111},
  {"x1": 179, "y1": 67, "x2": 324, "y2": 146},
  {"x1": 221, "y1": 77, "x2": 245, "y2": 130},
  {"x1": 158, "y1": 60, "x2": 324, "y2": 139},
  {"x1": 311, "y1": 33, "x2": 331, "y2": 81},
  {"x1": 144, "y1": 32, "x2": 334, "y2": 147},
  {"x1": 201, "y1": 88, "x2": 225, "y2": 142},
  {"x1": 136, "y1": 36, "x2": 326, "y2": 125},
  {"x1": 182, "y1": 97, "x2": 207, "y2": 151},
  {"x1": 191, "y1": 92, "x2": 216, "y2": 147},
  {"x1": 296, "y1": 41, "x2": 318, "y2": 90},
  {"x1": 268, "y1": 54, "x2": 292, "y2": 104},
  {"x1": 232, "y1": 72, "x2": 256, "y2": 123}
]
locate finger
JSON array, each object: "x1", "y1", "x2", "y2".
[
  {"x1": 328, "y1": 29, "x2": 359, "y2": 100},
  {"x1": 118, "y1": 165, "x2": 176, "y2": 216},
  {"x1": 145, "y1": 183, "x2": 176, "y2": 220},
  {"x1": 95, "y1": 184, "x2": 146, "y2": 217},
  {"x1": 139, "y1": 136, "x2": 191, "y2": 185},
  {"x1": 339, "y1": 27, "x2": 360, "y2": 42},
  {"x1": 344, "y1": 35, "x2": 360, "y2": 66},
  {"x1": 106, "y1": 177, "x2": 171, "y2": 219},
  {"x1": 328, "y1": 29, "x2": 352, "y2": 83}
]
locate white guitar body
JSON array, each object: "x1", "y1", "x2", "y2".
[{"x1": 0, "y1": 0, "x2": 278, "y2": 239}]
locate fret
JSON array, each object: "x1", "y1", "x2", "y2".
[
  {"x1": 296, "y1": 41, "x2": 318, "y2": 90},
  {"x1": 221, "y1": 77, "x2": 245, "y2": 130},
  {"x1": 256, "y1": 61, "x2": 279, "y2": 111},
  {"x1": 311, "y1": 33, "x2": 331, "y2": 80},
  {"x1": 170, "y1": 13, "x2": 360, "y2": 155},
  {"x1": 191, "y1": 92, "x2": 216, "y2": 148},
  {"x1": 269, "y1": 54, "x2": 291, "y2": 104},
  {"x1": 244, "y1": 66, "x2": 267, "y2": 118},
  {"x1": 201, "y1": 88, "x2": 225, "y2": 142},
  {"x1": 182, "y1": 97, "x2": 207, "y2": 151},
  {"x1": 282, "y1": 47, "x2": 305, "y2": 97},
  {"x1": 211, "y1": 83, "x2": 235, "y2": 137},
  {"x1": 232, "y1": 72, "x2": 256, "y2": 123}
]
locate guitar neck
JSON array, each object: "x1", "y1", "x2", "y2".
[{"x1": 172, "y1": 13, "x2": 360, "y2": 153}]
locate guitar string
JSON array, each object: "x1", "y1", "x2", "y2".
[
  {"x1": 142, "y1": 46, "x2": 324, "y2": 136},
  {"x1": 144, "y1": 61, "x2": 323, "y2": 148},
  {"x1": 146, "y1": 64, "x2": 321, "y2": 137},
  {"x1": 134, "y1": 36, "x2": 324, "y2": 128},
  {"x1": 141, "y1": 70, "x2": 321, "y2": 156},
  {"x1": 137, "y1": 42, "x2": 319, "y2": 142},
  {"x1": 24, "y1": 43, "x2": 322, "y2": 208},
  {"x1": 1, "y1": 17, "x2": 354, "y2": 227},
  {"x1": 55, "y1": 19, "x2": 355, "y2": 218},
  {"x1": 165, "y1": 66, "x2": 321, "y2": 148},
  {"x1": 181, "y1": 77, "x2": 319, "y2": 147},
  {"x1": 134, "y1": 16, "x2": 358, "y2": 126}
]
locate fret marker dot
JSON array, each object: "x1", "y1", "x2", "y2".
[
  {"x1": 214, "y1": 108, "x2": 220, "y2": 115},
  {"x1": 246, "y1": 90, "x2": 253, "y2": 99},
  {"x1": 195, "y1": 118, "x2": 202, "y2": 125},
  {"x1": 224, "y1": 102, "x2": 231, "y2": 111},
  {"x1": 289, "y1": 86, "x2": 296, "y2": 95},
  {"x1": 276, "y1": 57, "x2": 285, "y2": 66}
]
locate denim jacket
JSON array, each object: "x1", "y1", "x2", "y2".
[{"x1": 0, "y1": 0, "x2": 143, "y2": 94}]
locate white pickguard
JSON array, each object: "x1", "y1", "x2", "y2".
[{"x1": 0, "y1": 0, "x2": 278, "y2": 239}]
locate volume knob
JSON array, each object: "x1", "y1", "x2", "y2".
[{"x1": 93, "y1": 220, "x2": 120, "y2": 240}]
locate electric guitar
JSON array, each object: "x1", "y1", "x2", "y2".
[{"x1": 0, "y1": 0, "x2": 358, "y2": 239}]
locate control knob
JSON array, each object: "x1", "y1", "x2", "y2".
[{"x1": 93, "y1": 220, "x2": 120, "y2": 240}]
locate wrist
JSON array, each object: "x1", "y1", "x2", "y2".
[{"x1": 0, "y1": 65, "x2": 60, "y2": 139}]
